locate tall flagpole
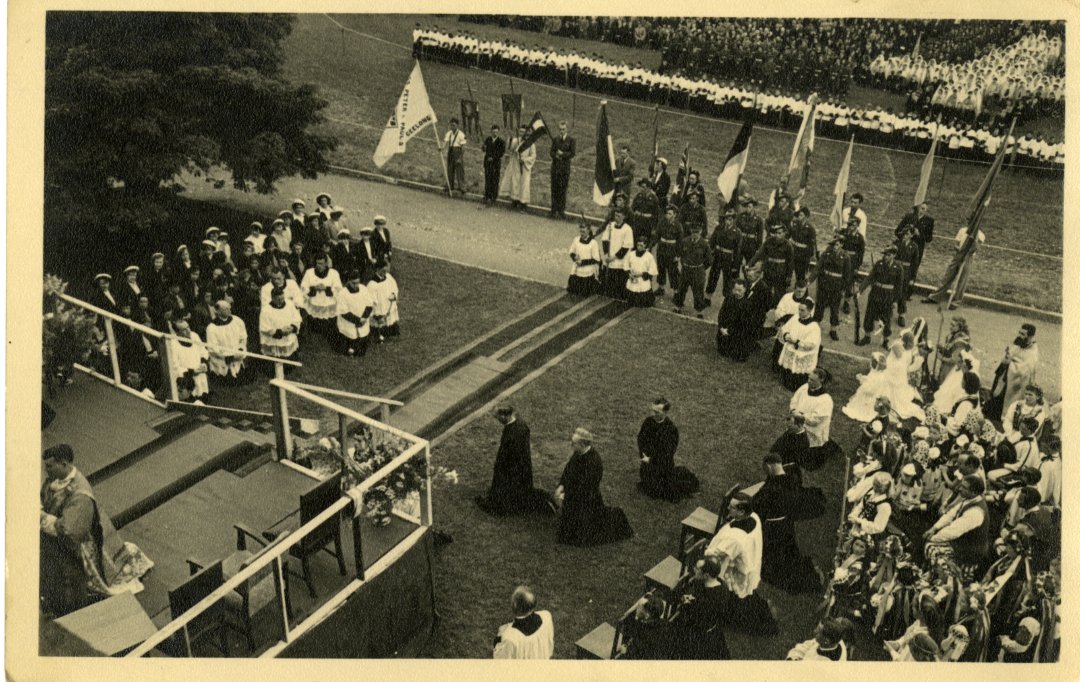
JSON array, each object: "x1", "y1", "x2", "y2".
[{"x1": 430, "y1": 121, "x2": 454, "y2": 196}]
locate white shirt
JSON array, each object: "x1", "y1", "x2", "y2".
[
  {"x1": 790, "y1": 384, "x2": 833, "y2": 448},
  {"x1": 929, "y1": 496, "x2": 986, "y2": 542},
  {"x1": 625, "y1": 251, "x2": 657, "y2": 292},
  {"x1": 569, "y1": 237, "x2": 601, "y2": 278},
  {"x1": 444, "y1": 130, "x2": 466, "y2": 148},
  {"x1": 492, "y1": 611, "x2": 554, "y2": 659},
  {"x1": 336, "y1": 284, "x2": 375, "y2": 339},
  {"x1": 842, "y1": 207, "x2": 868, "y2": 239},
  {"x1": 261, "y1": 279, "x2": 305, "y2": 309},
  {"x1": 602, "y1": 222, "x2": 635, "y2": 270},
  {"x1": 367, "y1": 274, "x2": 400, "y2": 326}
]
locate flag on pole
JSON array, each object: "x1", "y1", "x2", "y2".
[
  {"x1": 593, "y1": 101, "x2": 616, "y2": 205},
  {"x1": 518, "y1": 111, "x2": 550, "y2": 152},
  {"x1": 911, "y1": 33, "x2": 922, "y2": 60},
  {"x1": 678, "y1": 142, "x2": 691, "y2": 200},
  {"x1": 373, "y1": 62, "x2": 438, "y2": 168},
  {"x1": 830, "y1": 135, "x2": 855, "y2": 231},
  {"x1": 793, "y1": 96, "x2": 817, "y2": 191},
  {"x1": 913, "y1": 121, "x2": 939, "y2": 206},
  {"x1": 945, "y1": 118, "x2": 1016, "y2": 305},
  {"x1": 717, "y1": 112, "x2": 754, "y2": 208}
]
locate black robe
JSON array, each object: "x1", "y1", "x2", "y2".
[
  {"x1": 637, "y1": 417, "x2": 698, "y2": 501},
  {"x1": 478, "y1": 420, "x2": 548, "y2": 516},
  {"x1": 769, "y1": 429, "x2": 809, "y2": 486},
  {"x1": 716, "y1": 295, "x2": 756, "y2": 361},
  {"x1": 557, "y1": 447, "x2": 633, "y2": 547},
  {"x1": 751, "y1": 474, "x2": 822, "y2": 594},
  {"x1": 671, "y1": 582, "x2": 731, "y2": 659}
]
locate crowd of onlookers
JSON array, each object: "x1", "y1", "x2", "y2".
[
  {"x1": 68, "y1": 197, "x2": 400, "y2": 403},
  {"x1": 414, "y1": 26, "x2": 1064, "y2": 167}
]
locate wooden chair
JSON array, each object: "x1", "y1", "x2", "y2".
[
  {"x1": 187, "y1": 523, "x2": 292, "y2": 653},
  {"x1": 644, "y1": 556, "x2": 683, "y2": 618},
  {"x1": 166, "y1": 560, "x2": 229, "y2": 657},
  {"x1": 574, "y1": 597, "x2": 645, "y2": 659},
  {"x1": 678, "y1": 506, "x2": 718, "y2": 561},
  {"x1": 263, "y1": 473, "x2": 347, "y2": 598}
]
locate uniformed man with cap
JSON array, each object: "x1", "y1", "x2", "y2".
[
  {"x1": 736, "y1": 198, "x2": 766, "y2": 267},
  {"x1": 629, "y1": 178, "x2": 660, "y2": 243},
  {"x1": 893, "y1": 226, "x2": 920, "y2": 327},
  {"x1": 676, "y1": 187, "x2": 707, "y2": 241},
  {"x1": 705, "y1": 206, "x2": 743, "y2": 300},
  {"x1": 810, "y1": 234, "x2": 852, "y2": 341},
  {"x1": 839, "y1": 215, "x2": 866, "y2": 315},
  {"x1": 788, "y1": 207, "x2": 818, "y2": 282},
  {"x1": 894, "y1": 202, "x2": 934, "y2": 296},
  {"x1": 752, "y1": 222, "x2": 795, "y2": 308},
  {"x1": 371, "y1": 215, "x2": 393, "y2": 263},
  {"x1": 652, "y1": 205, "x2": 682, "y2": 296},
  {"x1": 856, "y1": 245, "x2": 904, "y2": 347},
  {"x1": 649, "y1": 157, "x2": 671, "y2": 211}
]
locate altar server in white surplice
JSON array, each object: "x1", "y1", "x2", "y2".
[{"x1": 205, "y1": 300, "x2": 248, "y2": 381}]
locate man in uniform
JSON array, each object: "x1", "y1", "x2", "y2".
[
  {"x1": 855, "y1": 245, "x2": 904, "y2": 347},
  {"x1": 629, "y1": 179, "x2": 660, "y2": 244},
  {"x1": 788, "y1": 207, "x2": 818, "y2": 282},
  {"x1": 841, "y1": 192, "x2": 868, "y2": 239},
  {"x1": 895, "y1": 202, "x2": 934, "y2": 294},
  {"x1": 652, "y1": 205, "x2": 682, "y2": 296},
  {"x1": 676, "y1": 188, "x2": 708, "y2": 239},
  {"x1": 839, "y1": 215, "x2": 866, "y2": 315},
  {"x1": 548, "y1": 121, "x2": 575, "y2": 219},
  {"x1": 752, "y1": 223, "x2": 795, "y2": 308},
  {"x1": 705, "y1": 206, "x2": 743, "y2": 300},
  {"x1": 613, "y1": 145, "x2": 636, "y2": 198},
  {"x1": 482, "y1": 124, "x2": 506, "y2": 205},
  {"x1": 893, "y1": 226, "x2": 921, "y2": 326},
  {"x1": 736, "y1": 198, "x2": 765, "y2": 268},
  {"x1": 811, "y1": 235, "x2": 852, "y2": 342},
  {"x1": 673, "y1": 224, "x2": 710, "y2": 318}
]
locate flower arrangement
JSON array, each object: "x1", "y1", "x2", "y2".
[
  {"x1": 43, "y1": 274, "x2": 104, "y2": 384},
  {"x1": 293, "y1": 426, "x2": 457, "y2": 526}
]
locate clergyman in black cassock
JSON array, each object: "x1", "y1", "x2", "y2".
[
  {"x1": 476, "y1": 406, "x2": 552, "y2": 516},
  {"x1": 752, "y1": 454, "x2": 823, "y2": 594},
  {"x1": 637, "y1": 399, "x2": 699, "y2": 502},
  {"x1": 555, "y1": 428, "x2": 634, "y2": 547}
]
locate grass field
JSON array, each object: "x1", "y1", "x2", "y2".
[
  {"x1": 281, "y1": 13, "x2": 1063, "y2": 311},
  {"x1": 421, "y1": 308, "x2": 868, "y2": 659}
]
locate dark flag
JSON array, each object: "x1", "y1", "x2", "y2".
[
  {"x1": 717, "y1": 110, "x2": 754, "y2": 208},
  {"x1": 518, "y1": 111, "x2": 550, "y2": 152},
  {"x1": 501, "y1": 93, "x2": 523, "y2": 130},
  {"x1": 460, "y1": 99, "x2": 480, "y2": 136},
  {"x1": 593, "y1": 101, "x2": 615, "y2": 205},
  {"x1": 678, "y1": 142, "x2": 691, "y2": 200}
]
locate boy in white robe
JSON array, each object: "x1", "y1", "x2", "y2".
[
  {"x1": 205, "y1": 300, "x2": 247, "y2": 382},
  {"x1": 778, "y1": 298, "x2": 821, "y2": 390},
  {"x1": 259, "y1": 287, "x2": 302, "y2": 360},
  {"x1": 336, "y1": 270, "x2": 374, "y2": 356},
  {"x1": 260, "y1": 268, "x2": 305, "y2": 309},
  {"x1": 368, "y1": 261, "x2": 400, "y2": 342},
  {"x1": 169, "y1": 318, "x2": 210, "y2": 401},
  {"x1": 624, "y1": 236, "x2": 658, "y2": 307}
]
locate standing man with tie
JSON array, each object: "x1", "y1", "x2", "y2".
[
  {"x1": 442, "y1": 118, "x2": 467, "y2": 197},
  {"x1": 549, "y1": 120, "x2": 575, "y2": 219},
  {"x1": 482, "y1": 124, "x2": 506, "y2": 206}
]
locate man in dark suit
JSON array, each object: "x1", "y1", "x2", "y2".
[
  {"x1": 649, "y1": 157, "x2": 672, "y2": 211},
  {"x1": 371, "y1": 215, "x2": 393, "y2": 263},
  {"x1": 476, "y1": 405, "x2": 553, "y2": 516},
  {"x1": 744, "y1": 261, "x2": 772, "y2": 341},
  {"x1": 482, "y1": 124, "x2": 506, "y2": 205},
  {"x1": 549, "y1": 120, "x2": 576, "y2": 219},
  {"x1": 895, "y1": 201, "x2": 934, "y2": 296},
  {"x1": 613, "y1": 145, "x2": 636, "y2": 199},
  {"x1": 331, "y1": 228, "x2": 357, "y2": 277}
]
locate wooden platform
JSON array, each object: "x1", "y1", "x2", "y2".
[{"x1": 42, "y1": 373, "x2": 165, "y2": 478}]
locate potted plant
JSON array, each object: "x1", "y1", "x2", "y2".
[{"x1": 43, "y1": 275, "x2": 102, "y2": 387}]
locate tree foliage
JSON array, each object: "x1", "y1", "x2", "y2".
[{"x1": 45, "y1": 13, "x2": 337, "y2": 234}]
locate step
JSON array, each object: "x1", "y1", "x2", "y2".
[
  {"x1": 493, "y1": 296, "x2": 611, "y2": 365},
  {"x1": 387, "y1": 358, "x2": 510, "y2": 437},
  {"x1": 95, "y1": 423, "x2": 262, "y2": 528}
]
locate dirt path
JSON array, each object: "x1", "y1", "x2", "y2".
[{"x1": 182, "y1": 173, "x2": 1062, "y2": 402}]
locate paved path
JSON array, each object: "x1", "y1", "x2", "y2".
[{"x1": 183, "y1": 173, "x2": 1062, "y2": 401}]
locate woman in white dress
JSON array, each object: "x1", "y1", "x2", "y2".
[
  {"x1": 882, "y1": 332, "x2": 926, "y2": 421},
  {"x1": 934, "y1": 349, "x2": 980, "y2": 414},
  {"x1": 843, "y1": 352, "x2": 890, "y2": 422},
  {"x1": 843, "y1": 347, "x2": 925, "y2": 424}
]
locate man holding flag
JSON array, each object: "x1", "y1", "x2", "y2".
[
  {"x1": 897, "y1": 125, "x2": 938, "y2": 295},
  {"x1": 373, "y1": 62, "x2": 453, "y2": 196}
]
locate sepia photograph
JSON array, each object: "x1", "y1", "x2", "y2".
[{"x1": 12, "y1": 1, "x2": 1072, "y2": 676}]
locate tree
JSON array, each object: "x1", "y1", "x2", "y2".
[{"x1": 45, "y1": 13, "x2": 337, "y2": 234}]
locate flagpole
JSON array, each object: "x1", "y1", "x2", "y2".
[
  {"x1": 651, "y1": 104, "x2": 660, "y2": 165},
  {"x1": 429, "y1": 120, "x2": 454, "y2": 196}
]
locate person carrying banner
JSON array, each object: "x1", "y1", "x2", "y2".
[{"x1": 443, "y1": 118, "x2": 467, "y2": 196}]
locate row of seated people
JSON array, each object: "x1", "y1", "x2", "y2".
[{"x1": 413, "y1": 27, "x2": 1063, "y2": 165}]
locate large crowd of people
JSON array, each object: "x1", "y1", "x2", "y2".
[
  {"x1": 71, "y1": 197, "x2": 400, "y2": 403},
  {"x1": 419, "y1": 22, "x2": 1063, "y2": 164}
]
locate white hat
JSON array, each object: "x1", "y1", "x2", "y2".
[
  {"x1": 928, "y1": 447, "x2": 941, "y2": 460},
  {"x1": 572, "y1": 427, "x2": 594, "y2": 442},
  {"x1": 901, "y1": 463, "x2": 917, "y2": 477},
  {"x1": 373, "y1": 215, "x2": 387, "y2": 225},
  {"x1": 913, "y1": 426, "x2": 930, "y2": 440}
]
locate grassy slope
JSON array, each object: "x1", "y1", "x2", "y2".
[
  {"x1": 424, "y1": 308, "x2": 867, "y2": 659},
  {"x1": 281, "y1": 13, "x2": 1063, "y2": 310}
]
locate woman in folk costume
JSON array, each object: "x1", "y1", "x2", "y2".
[
  {"x1": 499, "y1": 125, "x2": 536, "y2": 209},
  {"x1": 367, "y1": 260, "x2": 400, "y2": 342},
  {"x1": 934, "y1": 346, "x2": 979, "y2": 413},
  {"x1": 40, "y1": 445, "x2": 152, "y2": 616},
  {"x1": 204, "y1": 300, "x2": 248, "y2": 383},
  {"x1": 934, "y1": 315, "x2": 972, "y2": 384},
  {"x1": 299, "y1": 253, "x2": 341, "y2": 333},
  {"x1": 1002, "y1": 384, "x2": 1046, "y2": 443},
  {"x1": 823, "y1": 534, "x2": 873, "y2": 621},
  {"x1": 777, "y1": 297, "x2": 821, "y2": 390},
  {"x1": 704, "y1": 490, "x2": 778, "y2": 636},
  {"x1": 335, "y1": 270, "x2": 374, "y2": 357},
  {"x1": 846, "y1": 471, "x2": 894, "y2": 541},
  {"x1": 259, "y1": 286, "x2": 302, "y2": 360},
  {"x1": 624, "y1": 235, "x2": 658, "y2": 307},
  {"x1": 567, "y1": 222, "x2": 602, "y2": 296}
]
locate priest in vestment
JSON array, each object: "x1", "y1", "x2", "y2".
[
  {"x1": 205, "y1": 300, "x2": 248, "y2": 382},
  {"x1": 705, "y1": 492, "x2": 779, "y2": 635},
  {"x1": 984, "y1": 323, "x2": 1039, "y2": 422},
  {"x1": 777, "y1": 298, "x2": 821, "y2": 390},
  {"x1": 637, "y1": 398, "x2": 699, "y2": 502},
  {"x1": 169, "y1": 318, "x2": 210, "y2": 401},
  {"x1": 499, "y1": 125, "x2": 536, "y2": 209},
  {"x1": 752, "y1": 454, "x2": 822, "y2": 594}
]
